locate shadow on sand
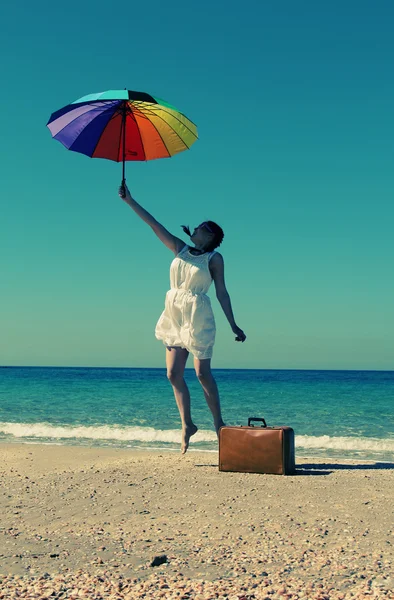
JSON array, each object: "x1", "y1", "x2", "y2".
[
  {"x1": 295, "y1": 461, "x2": 394, "y2": 476},
  {"x1": 194, "y1": 462, "x2": 394, "y2": 476}
]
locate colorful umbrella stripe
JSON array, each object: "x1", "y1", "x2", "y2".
[{"x1": 47, "y1": 90, "x2": 198, "y2": 162}]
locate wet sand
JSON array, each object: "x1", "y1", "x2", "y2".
[{"x1": 0, "y1": 443, "x2": 393, "y2": 599}]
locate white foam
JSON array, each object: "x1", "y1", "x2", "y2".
[
  {"x1": 0, "y1": 422, "x2": 393, "y2": 454},
  {"x1": 296, "y1": 434, "x2": 394, "y2": 453},
  {"x1": 0, "y1": 422, "x2": 217, "y2": 444}
]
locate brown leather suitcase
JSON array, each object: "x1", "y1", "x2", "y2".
[{"x1": 219, "y1": 417, "x2": 295, "y2": 475}]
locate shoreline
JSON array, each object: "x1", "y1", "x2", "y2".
[
  {"x1": 2, "y1": 365, "x2": 393, "y2": 371},
  {"x1": 1, "y1": 440, "x2": 393, "y2": 467},
  {"x1": 1, "y1": 440, "x2": 393, "y2": 465},
  {"x1": 1, "y1": 443, "x2": 393, "y2": 598}
]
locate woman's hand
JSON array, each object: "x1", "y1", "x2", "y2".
[
  {"x1": 232, "y1": 325, "x2": 246, "y2": 343},
  {"x1": 118, "y1": 182, "x2": 132, "y2": 202}
]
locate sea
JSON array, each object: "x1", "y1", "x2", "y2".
[{"x1": 0, "y1": 367, "x2": 393, "y2": 462}]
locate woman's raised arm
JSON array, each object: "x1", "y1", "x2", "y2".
[{"x1": 119, "y1": 184, "x2": 185, "y2": 255}]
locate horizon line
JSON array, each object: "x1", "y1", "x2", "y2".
[{"x1": 0, "y1": 365, "x2": 393, "y2": 373}]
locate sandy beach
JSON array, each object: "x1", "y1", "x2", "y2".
[{"x1": 0, "y1": 444, "x2": 393, "y2": 599}]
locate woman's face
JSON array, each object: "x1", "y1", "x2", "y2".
[{"x1": 190, "y1": 223, "x2": 214, "y2": 247}]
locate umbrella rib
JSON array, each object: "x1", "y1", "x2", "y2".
[
  {"x1": 143, "y1": 110, "x2": 192, "y2": 151},
  {"x1": 52, "y1": 101, "x2": 118, "y2": 137},
  {"x1": 128, "y1": 108, "x2": 147, "y2": 160},
  {"x1": 47, "y1": 100, "x2": 101, "y2": 126},
  {"x1": 135, "y1": 111, "x2": 172, "y2": 158},
  {"x1": 140, "y1": 104, "x2": 198, "y2": 142},
  {"x1": 134, "y1": 100, "x2": 198, "y2": 130},
  {"x1": 131, "y1": 105, "x2": 194, "y2": 152},
  {"x1": 84, "y1": 104, "x2": 121, "y2": 159}
]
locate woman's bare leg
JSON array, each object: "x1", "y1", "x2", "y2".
[
  {"x1": 166, "y1": 347, "x2": 198, "y2": 454},
  {"x1": 194, "y1": 358, "x2": 225, "y2": 435}
]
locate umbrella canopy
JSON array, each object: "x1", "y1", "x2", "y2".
[{"x1": 47, "y1": 90, "x2": 198, "y2": 181}]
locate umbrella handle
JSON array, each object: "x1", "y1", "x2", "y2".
[
  {"x1": 120, "y1": 178, "x2": 126, "y2": 199},
  {"x1": 121, "y1": 100, "x2": 127, "y2": 199}
]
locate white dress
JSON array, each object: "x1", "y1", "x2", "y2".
[{"x1": 155, "y1": 245, "x2": 217, "y2": 359}]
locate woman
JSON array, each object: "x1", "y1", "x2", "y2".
[{"x1": 119, "y1": 184, "x2": 246, "y2": 454}]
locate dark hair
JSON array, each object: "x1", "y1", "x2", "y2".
[{"x1": 181, "y1": 221, "x2": 224, "y2": 252}]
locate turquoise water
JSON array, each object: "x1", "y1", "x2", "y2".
[{"x1": 0, "y1": 367, "x2": 393, "y2": 461}]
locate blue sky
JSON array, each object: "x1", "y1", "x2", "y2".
[{"x1": 1, "y1": 0, "x2": 393, "y2": 370}]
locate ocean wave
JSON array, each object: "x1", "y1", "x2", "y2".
[
  {"x1": 296, "y1": 434, "x2": 394, "y2": 453},
  {"x1": 0, "y1": 422, "x2": 217, "y2": 444},
  {"x1": 0, "y1": 422, "x2": 393, "y2": 454}
]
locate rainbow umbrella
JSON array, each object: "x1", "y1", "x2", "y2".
[{"x1": 47, "y1": 89, "x2": 198, "y2": 189}]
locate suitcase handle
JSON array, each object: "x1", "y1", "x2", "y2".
[{"x1": 248, "y1": 417, "x2": 267, "y2": 427}]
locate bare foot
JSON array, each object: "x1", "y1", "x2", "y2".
[{"x1": 181, "y1": 423, "x2": 198, "y2": 454}]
